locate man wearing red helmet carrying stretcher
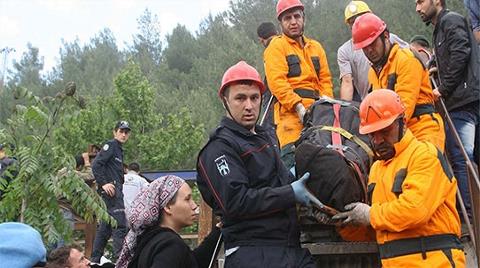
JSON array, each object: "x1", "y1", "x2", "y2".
[
  {"x1": 333, "y1": 89, "x2": 465, "y2": 268},
  {"x1": 263, "y1": 0, "x2": 333, "y2": 169},
  {"x1": 196, "y1": 61, "x2": 318, "y2": 268},
  {"x1": 351, "y1": 13, "x2": 445, "y2": 152}
]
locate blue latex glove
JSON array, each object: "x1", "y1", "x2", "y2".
[
  {"x1": 289, "y1": 166, "x2": 296, "y2": 177},
  {"x1": 290, "y1": 172, "x2": 311, "y2": 206}
]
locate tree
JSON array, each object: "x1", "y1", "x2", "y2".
[
  {"x1": 164, "y1": 24, "x2": 198, "y2": 74},
  {"x1": 0, "y1": 83, "x2": 112, "y2": 243},
  {"x1": 54, "y1": 29, "x2": 125, "y2": 97},
  {"x1": 54, "y1": 61, "x2": 205, "y2": 170},
  {"x1": 129, "y1": 8, "x2": 163, "y2": 77},
  {"x1": 8, "y1": 43, "x2": 48, "y2": 96}
]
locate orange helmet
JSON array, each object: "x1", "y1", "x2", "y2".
[
  {"x1": 352, "y1": 13, "x2": 386, "y2": 50},
  {"x1": 359, "y1": 89, "x2": 405, "y2": 134},
  {"x1": 218, "y1": 61, "x2": 265, "y2": 97},
  {"x1": 276, "y1": 0, "x2": 304, "y2": 20}
]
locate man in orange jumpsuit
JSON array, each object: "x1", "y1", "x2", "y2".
[
  {"x1": 351, "y1": 13, "x2": 445, "y2": 151},
  {"x1": 263, "y1": 0, "x2": 333, "y2": 168},
  {"x1": 333, "y1": 89, "x2": 465, "y2": 267}
]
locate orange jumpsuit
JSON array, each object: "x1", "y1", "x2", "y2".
[
  {"x1": 369, "y1": 130, "x2": 465, "y2": 267},
  {"x1": 368, "y1": 44, "x2": 445, "y2": 151},
  {"x1": 264, "y1": 34, "x2": 333, "y2": 148}
]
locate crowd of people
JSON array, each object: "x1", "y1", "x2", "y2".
[{"x1": 0, "y1": 0, "x2": 478, "y2": 267}]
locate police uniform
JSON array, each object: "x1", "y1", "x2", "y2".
[
  {"x1": 91, "y1": 138, "x2": 128, "y2": 262},
  {"x1": 196, "y1": 117, "x2": 315, "y2": 268}
]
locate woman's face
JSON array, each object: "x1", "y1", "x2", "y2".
[{"x1": 167, "y1": 183, "x2": 199, "y2": 229}]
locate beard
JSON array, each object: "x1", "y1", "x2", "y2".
[
  {"x1": 372, "y1": 142, "x2": 396, "y2": 161},
  {"x1": 420, "y1": 5, "x2": 436, "y2": 24}
]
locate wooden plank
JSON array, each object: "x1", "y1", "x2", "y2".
[
  {"x1": 84, "y1": 222, "x2": 96, "y2": 258},
  {"x1": 198, "y1": 197, "x2": 214, "y2": 243}
]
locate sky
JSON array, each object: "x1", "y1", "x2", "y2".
[{"x1": 0, "y1": 0, "x2": 231, "y2": 76}]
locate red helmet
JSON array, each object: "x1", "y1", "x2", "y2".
[
  {"x1": 218, "y1": 61, "x2": 265, "y2": 98},
  {"x1": 276, "y1": 0, "x2": 304, "y2": 20},
  {"x1": 352, "y1": 13, "x2": 387, "y2": 50},
  {"x1": 359, "y1": 89, "x2": 405, "y2": 134}
]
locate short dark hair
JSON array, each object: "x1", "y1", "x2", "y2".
[
  {"x1": 257, "y1": 22, "x2": 277, "y2": 39},
  {"x1": 47, "y1": 245, "x2": 82, "y2": 268},
  {"x1": 410, "y1": 35, "x2": 430, "y2": 48},
  {"x1": 75, "y1": 154, "x2": 85, "y2": 169},
  {"x1": 128, "y1": 162, "x2": 140, "y2": 172}
]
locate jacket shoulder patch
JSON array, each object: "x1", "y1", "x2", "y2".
[
  {"x1": 215, "y1": 155, "x2": 230, "y2": 176},
  {"x1": 103, "y1": 144, "x2": 110, "y2": 151}
]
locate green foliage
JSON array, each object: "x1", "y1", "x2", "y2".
[
  {"x1": 0, "y1": 85, "x2": 113, "y2": 244},
  {"x1": 54, "y1": 61, "x2": 205, "y2": 171}
]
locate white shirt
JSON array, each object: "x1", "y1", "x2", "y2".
[{"x1": 123, "y1": 171, "x2": 149, "y2": 218}]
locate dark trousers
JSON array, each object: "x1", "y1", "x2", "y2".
[
  {"x1": 225, "y1": 246, "x2": 316, "y2": 268},
  {"x1": 91, "y1": 190, "x2": 127, "y2": 263}
]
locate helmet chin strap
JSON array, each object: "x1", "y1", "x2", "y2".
[
  {"x1": 222, "y1": 97, "x2": 235, "y2": 122},
  {"x1": 372, "y1": 33, "x2": 391, "y2": 70},
  {"x1": 397, "y1": 116, "x2": 405, "y2": 141},
  {"x1": 222, "y1": 95, "x2": 263, "y2": 129}
]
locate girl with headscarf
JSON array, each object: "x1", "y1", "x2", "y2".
[{"x1": 116, "y1": 175, "x2": 221, "y2": 268}]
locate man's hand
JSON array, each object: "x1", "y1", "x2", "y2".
[
  {"x1": 295, "y1": 103, "x2": 306, "y2": 124},
  {"x1": 102, "y1": 183, "x2": 116, "y2": 197},
  {"x1": 290, "y1": 172, "x2": 311, "y2": 206},
  {"x1": 432, "y1": 88, "x2": 442, "y2": 100},
  {"x1": 332, "y1": 202, "x2": 371, "y2": 226}
]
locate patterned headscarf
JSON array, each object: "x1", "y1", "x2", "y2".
[{"x1": 116, "y1": 175, "x2": 185, "y2": 268}]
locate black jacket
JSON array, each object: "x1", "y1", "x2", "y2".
[
  {"x1": 433, "y1": 9, "x2": 480, "y2": 111},
  {"x1": 196, "y1": 117, "x2": 299, "y2": 249},
  {"x1": 128, "y1": 226, "x2": 221, "y2": 268},
  {"x1": 92, "y1": 139, "x2": 124, "y2": 188}
]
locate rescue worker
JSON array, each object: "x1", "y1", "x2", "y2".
[
  {"x1": 196, "y1": 61, "x2": 318, "y2": 268},
  {"x1": 338, "y1": 1, "x2": 409, "y2": 101},
  {"x1": 263, "y1": 0, "x2": 333, "y2": 169},
  {"x1": 257, "y1": 22, "x2": 278, "y2": 48},
  {"x1": 352, "y1": 13, "x2": 446, "y2": 151},
  {"x1": 257, "y1": 21, "x2": 280, "y2": 149},
  {"x1": 415, "y1": 0, "x2": 480, "y2": 221},
  {"x1": 91, "y1": 121, "x2": 131, "y2": 264},
  {"x1": 333, "y1": 89, "x2": 465, "y2": 267}
]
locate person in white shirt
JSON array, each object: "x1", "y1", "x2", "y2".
[{"x1": 123, "y1": 162, "x2": 149, "y2": 220}]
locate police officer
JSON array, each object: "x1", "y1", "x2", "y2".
[
  {"x1": 196, "y1": 61, "x2": 317, "y2": 268},
  {"x1": 91, "y1": 121, "x2": 131, "y2": 264}
]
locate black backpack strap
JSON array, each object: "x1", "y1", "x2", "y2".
[
  {"x1": 391, "y1": 168, "x2": 408, "y2": 197},
  {"x1": 311, "y1": 56, "x2": 321, "y2": 78}
]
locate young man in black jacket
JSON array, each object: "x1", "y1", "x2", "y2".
[
  {"x1": 91, "y1": 121, "x2": 131, "y2": 264},
  {"x1": 196, "y1": 61, "x2": 317, "y2": 268},
  {"x1": 416, "y1": 0, "x2": 480, "y2": 220}
]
